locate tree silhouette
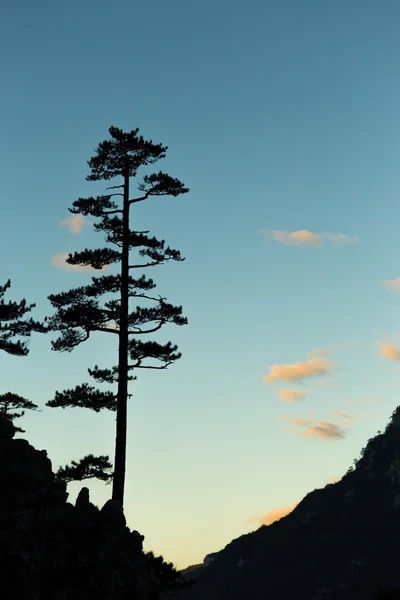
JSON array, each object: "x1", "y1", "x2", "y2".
[
  {"x1": 55, "y1": 454, "x2": 113, "y2": 484},
  {"x1": 145, "y1": 551, "x2": 195, "y2": 598},
  {"x1": 0, "y1": 392, "x2": 39, "y2": 433},
  {"x1": 47, "y1": 126, "x2": 188, "y2": 507},
  {"x1": 0, "y1": 279, "x2": 45, "y2": 431}
]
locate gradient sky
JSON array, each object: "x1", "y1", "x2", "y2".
[{"x1": 1, "y1": 0, "x2": 400, "y2": 569}]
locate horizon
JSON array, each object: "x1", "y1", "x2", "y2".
[{"x1": 2, "y1": 0, "x2": 400, "y2": 569}]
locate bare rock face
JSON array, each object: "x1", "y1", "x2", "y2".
[{"x1": 0, "y1": 421, "x2": 155, "y2": 599}]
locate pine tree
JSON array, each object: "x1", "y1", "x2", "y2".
[
  {"x1": 0, "y1": 280, "x2": 45, "y2": 431},
  {"x1": 0, "y1": 392, "x2": 39, "y2": 433},
  {"x1": 47, "y1": 126, "x2": 189, "y2": 507},
  {"x1": 55, "y1": 454, "x2": 113, "y2": 484}
]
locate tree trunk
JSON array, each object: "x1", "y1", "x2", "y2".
[{"x1": 112, "y1": 162, "x2": 130, "y2": 508}]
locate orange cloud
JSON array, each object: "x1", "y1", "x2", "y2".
[
  {"x1": 383, "y1": 278, "x2": 400, "y2": 291},
  {"x1": 333, "y1": 410, "x2": 353, "y2": 422},
  {"x1": 245, "y1": 503, "x2": 298, "y2": 527},
  {"x1": 280, "y1": 416, "x2": 346, "y2": 439},
  {"x1": 264, "y1": 356, "x2": 335, "y2": 383},
  {"x1": 333, "y1": 410, "x2": 362, "y2": 425},
  {"x1": 59, "y1": 214, "x2": 90, "y2": 234},
  {"x1": 271, "y1": 229, "x2": 320, "y2": 246},
  {"x1": 51, "y1": 253, "x2": 108, "y2": 272},
  {"x1": 307, "y1": 342, "x2": 355, "y2": 358},
  {"x1": 376, "y1": 342, "x2": 400, "y2": 361},
  {"x1": 279, "y1": 389, "x2": 306, "y2": 402},
  {"x1": 269, "y1": 230, "x2": 357, "y2": 247}
]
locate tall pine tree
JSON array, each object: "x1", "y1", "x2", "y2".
[
  {"x1": 0, "y1": 279, "x2": 46, "y2": 431},
  {"x1": 47, "y1": 126, "x2": 189, "y2": 507}
]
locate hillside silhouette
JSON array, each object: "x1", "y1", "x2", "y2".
[{"x1": 177, "y1": 407, "x2": 400, "y2": 600}]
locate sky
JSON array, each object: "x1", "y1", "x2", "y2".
[{"x1": 1, "y1": 0, "x2": 400, "y2": 570}]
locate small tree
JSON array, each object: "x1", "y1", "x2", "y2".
[
  {"x1": 0, "y1": 279, "x2": 45, "y2": 431},
  {"x1": 0, "y1": 392, "x2": 39, "y2": 433},
  {"x1": 55, "y1": 454, "x2": 113, "y2": 484},
  {"x1": 47, "y1": 126, "x2": 189, "y2": 507}
]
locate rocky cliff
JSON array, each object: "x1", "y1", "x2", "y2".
[
  {"x1": 0, "y1": 416, "x2": 158, "y2": 599},
  {"x1": 177, "y1": 406, "x2": 400, "y2": 600}
]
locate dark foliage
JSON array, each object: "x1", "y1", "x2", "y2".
[
  {"x1": 0, "y1": 392, "x2": 39, "y2": 433},
  {"x1": 0, "y1": 279, "x2": 46, "y2": 356},
  {"x1": 55, "y1": 454, "x2": 114, "y2": 484},
  {"x1": 0, "y1": 280, "x2": 45, "y2": 433},
  {"x1": 145, "y1": 551, "x2": 195, "y2": 598}
]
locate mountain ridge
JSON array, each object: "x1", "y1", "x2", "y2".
[{"x1": 177, "y1": 406, "x2": 400, "y2": 600}]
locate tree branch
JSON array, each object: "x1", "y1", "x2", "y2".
[
  {"x1": 129, "y1": 262, "x2": 160, "y2": 269},
  {"x1": 106, "y1": 184, "x2": 124, "y2": 190},
  {"x1": 128, "y1": 362, "x2": 171, "y2": 370},
  {"x1": 129, "y1": 193, "x2": 149, "y2": 204},
  {"x1": 128, "y1": 322, "x2": 164, "y2": 335}
]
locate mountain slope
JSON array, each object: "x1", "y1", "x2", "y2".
[{"x1": 177, "y1": 407, "x2": 400, "y2": 600}]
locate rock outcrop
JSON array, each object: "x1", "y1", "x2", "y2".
[{"x1": 0, "y1": 416, "x2": 156, "y2": 599}]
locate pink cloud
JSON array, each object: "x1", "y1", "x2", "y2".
[
  {"x1": 383, "y1": 278, "x2": 400, "y2": 291},
  {"x1": 59, "y1": 214, "x2": 90, "y2": 234},
  {"x1": 264, "y1": 357, "x2": 335, "y2": 383},
  {"x1": 271, "y1": 229, "x2": 320, "y2": 246},
  {"x1": 268, "y1": 230, "x2": 357, "y2": 247},
  {"x1": 376, "y1": 342, "x2": 400, "y2": 361},
  {"x1": 278, "y1": 389, "x2": 307, "y2": 402},
  {"x1": 280, "y1": 416, "x2": 346, "y2": 439}
]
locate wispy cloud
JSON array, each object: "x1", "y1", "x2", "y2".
[
  {"x1": 51, "y1": 253, "x2": 108, "y2": 272},
  {"x1": 245, "y1": 503, "x2": 298, "y2": 527},
  {"x1": 266, "y1": 230, "x2": 357, "y2": 247},
  {"x1": 279, "y1": 416, "x2": 346, "y2": 439},
  {"x1": 307, "y1": 342, "x2": 355, "y2": 358},
  {"x1": 264, "y1": 356, "x2": 335, "y2": 384},
  {"x1": 59, "y1": 214, "x2": 91, "y2": 234},
  {"x1": 279, "y1": 389, "x2": 307, "y2": 402},
  {"x1": 376, "y1": 342, "x2": 400, "y2": 361},
  {"x1": 344, "y1": 395, "x2": 379, "y2": 406},
  {"x1": 333, "y1": 410, "x2": 362, "y2": 425},
  {"x1": 383, "y1": 278, "x2": 400, "y2": 291}
]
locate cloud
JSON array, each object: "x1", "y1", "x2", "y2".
[
  {"x1": 333, "y1": 410, "x2": 362, "y2": 425},
  {"x1": 383, "y1": 278, "x2": 400, "y2": 291},
  {"x1": 376, "y1": 342, "x2": 400, "y2": 361},
  {"x1": 280, "y1": 416, "x2": 346, "y2": 439},
  {"x1": 264, "y1": 356, "x2": 335, "y2": 384},
  {"x1": 271, "y1": 229, "x2": 320, "y2": 247},
  {"x1": 51, "y1": 253, "x2": 107, "y2": 272},
  {"x1": 245, "y1": 503, "x2": 298, "y2": 527},
  {"x1": 279, "y1": 389, "x2": 307, "y2": 402},
  {"x1": 268, "y1": 230, "x2": 357, "y2": 247},
  {"x1": 59, "y1": 214, "x2": 90, "y2": 234},
  {"x1": 307, "y1": 342, "x2": 355, "y2": 358},
  {"x1": 322, "y1": 232, "x2": 357, "y2": 244}
]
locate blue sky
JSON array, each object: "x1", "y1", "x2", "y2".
[{"x1": 2, "y1": 0, "x2": 400, "y2": 568}]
